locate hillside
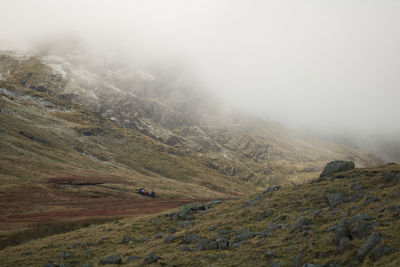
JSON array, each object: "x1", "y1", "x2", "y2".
[
  {"x1": 0, "y1": 50, "x2": 384, "y2": 232},
  {"x1": 0, "y1": 164, "x2": 399, "y2": 266}
]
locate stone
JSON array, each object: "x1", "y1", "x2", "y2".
[
  {"x1": 357, "y1": 232, "x2": 381, "y2": 261},
  {"x1": 291, "y1": 218, "x2": 311, "y2": 233},
  {"x1": 205, "y1": 241, "x2": 218, "y2": 250},
  {"x1": 292, "y1": 250, "x2": 306, "y2": 267},
  {"x1": 233, "y1": 231, "x2": 259, "y2": 242},
  {"x1": 211, "y1": 199, "x2": 223, "y2": 205},
  {"x1": 243, "y1": 194, "x2": 264, "y2": 207},
  {"x1": 60, "y1": 251, "x2": 73, "y2": 259},
  {"x1": 126, "y1": 255, "x2": 142, "y2": 262},
  {"x1": 384, "y1": 170, "x2": 396, "y2": 183},
  {"x1": 216, "y1": 237, "x2": 230, "y2": 250},
  {"x1": 121, "y1": 236, "x2": 133, "y2": 243},
  {"x1": 371, "y1": 245, "x2": 396, "y2": 261},
  {"x1": 365, "y1": 195, "x2": 379, "y2": 205},
  {"x1": 179, "y1": 221, "x2": 195, "y2": 228},
  {"x1": 195, "y1": 239, "x2": 211, "y2": 251},
  {"x1": 167, "y1": 227, "x2": 177, "y2": 234},
  {"x1": 263, "y1": 186, "x2": 280, "y2": 194},
  {"x1": 144, "y1": 253, "x2": 160, "y2": 264},
  {"x1": 327, "y1": 192, "x2": 347, "y2": 208},
  {"x1": 99, "y1": 254, "x2": 122, "y2": 265},
  {"x1": 349, "y1": 220, "x2": 375, "y2": 239},
  {"x1": 334, "y1": 220, "x2": 350, "y2": 246},
  {"x1": 209, "y1": 225, "x2": 217, "y2": 231},
  {"x1": 320, "y1": 161, "x2": 355, "y2": 177},
  {"x1": 338, "y1": 237, "x2": 350, "y2": 253},
  {"x1": 351, "y1": 213, "x2": 375, "y2": 222},
  {"x1": 218, "y1": 229, "x2": 230, "y2": 236},
  {"x1": 164, "y1": 235, "x2": 179, "y2": 243},
  {"x1": 231, "y1": 240, "x2": 246, "y2": 249},
  {"x1": 183, "y1": 234, "x2": 201, "y2": 244},
  {"x1": 265, "y1": 222, "x2": 281, "y2": 232},
  {"x1": 180, "y1": 246, "x2": 192, "y2": 252},
  {"x1": 264, "y1": 250, "x2": 277, "y2": 261}
]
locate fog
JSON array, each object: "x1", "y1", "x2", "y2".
[{"x1": 1, "y1": 0, "x2": 400, "y2": 152}]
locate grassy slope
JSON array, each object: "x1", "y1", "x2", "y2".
[{"x1": 0, "y1": 164, "x2": 398, "y2": 266}]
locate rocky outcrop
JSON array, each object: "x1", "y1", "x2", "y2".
[{"x1": 320, "y1": 161, "x2": 355, "y2": 177}]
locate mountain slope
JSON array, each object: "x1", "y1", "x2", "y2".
[
  {"x1": 0, "y1": 51, "x2": 383, "y2": 189},
  {"x1": 0, "y1": 164, "x2": 399, "y2": 266}
]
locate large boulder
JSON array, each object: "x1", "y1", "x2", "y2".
[{"x1": 320, "y1": 161, "x2": 355, "y2": 178}]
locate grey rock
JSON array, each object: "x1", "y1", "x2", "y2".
[
  {"x1": 357, "y1": 232, "x2": 381, "y2": 261},
  {"x1": 264, "y1": 250, "x2": 277, "y2": 261},
  {"x1": 209, "y1": 225, "x2": 217, "y2": 231},
  {"x1": 144, "y1": 253, "x2": 160, "y2": 264},
  {"x1": 99, "y1": 254, "x2": 122, "y2": 265},
  {"x1": 292, "y1": 250, "x2": 306, "y2": 267},
  {"x1": 121, "y1": 236, "x2": 133, "y2": 243},
  {"x1": 164, "y1": 235, "x2": 179, "y2": 243},
  {"x1": 179, "y1": 220, "x2": 195, "y2": 228},
  {"x1": 244, "y1": 194, "x2": 264, "y2": 207},
  {"x1": 334, "y1": 220, "x2": 350, "y2": 246},
  {"x1": 180, "y1": 246, "x2": 192, "y2": 252},
  {"x1": 211, "y1": 199, "x2": 223, "y2": 205},
  {"x1": 327, "y1": 193, "x2": 347, "y2": 207},
  {"x1": 320, "y1": 161, "x2": 355, "y2": 177},
  {"x1": 218, "y1": 229, "x2": 230, "y2": 236},
  {"x1": 263, "y1": 186, "x2": 280, "y2": 194},
  {"x1": 141, "y1": 237, "x2": 150, "y2": 242},
  {"x1": 216, "y1": 236, "x2": 230, "y2": 250},
  {"x1": 231, "y1": 240, "x2": 246, "y2": 249},
  {"x1": 338, "y1": 237, "x2": 350, "y2": 253},
  {"x1": 365, "y1": 194, "x2": 379, "y2": 205},
  {"x1": 195, "y1": 239, "x2": 211, "y2": 251},
  {"x1": 351, "y1": 213, "x2": 375, "y2": 222},
  {"x1": 205, "y1": 241, "x2": 218, "y2": 250},
  {"x1": 384, "y1": 170, "x2": 396, "y2": 183},
  {"x1": 183, "y1": 234, "x2": 201, "y2": 244},
  {"x1": 258, "y1": 210, "x2": 274, "y2": 220},
  {"x1": 349, "y1": 220, "x2": 375, "y2": 239},
  {"x1": 234, "y1": 231, "x2": 259, "y2": 242},
  {"x1": 347, "y1": 193, "x2": 365, "y2": 202},
  {"x1": 167, "y1": 227, "x2": 177, "y2": 234},
  {"x1": 60, "y1": 251, "x2": 73, "y2": 259},
  {"x1": 265, "y1": 222, "x2": 281, "y2": 232},
  {"x1": 371, "y1": 245, "x2": 396, "y2": 261},
  {"x1": 291, "y1": 217, "x2": 311, "y2": 233},
  {"x1": 126, "y1": 255, "x2": 142, "y2": 262},
  {"x1": 151, "y1": 219, "x2": 160, "y2": 223}
]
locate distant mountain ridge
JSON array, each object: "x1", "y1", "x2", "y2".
[{"x1": 0, "y1": 51, "x2": 383, "y2": 190}]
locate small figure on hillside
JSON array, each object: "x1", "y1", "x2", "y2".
[
  {"x1": 145, "y1": 191, "x2": 150, "y2": 196},
  {"x1": 150, "y1": 191, "x2": 156, "y2": 198},
  {"x1": 138, "y1": 188, "x2": 145, "y2": 195}
]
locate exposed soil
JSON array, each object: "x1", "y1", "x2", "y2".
[{"x1": 0, "y1": 179, "x2": 209, "y2": 231}]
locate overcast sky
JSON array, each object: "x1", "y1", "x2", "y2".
[{"x1": 1, "y1": 0, "x2": 399, "y2": 136}]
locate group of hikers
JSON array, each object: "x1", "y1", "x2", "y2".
[{"x1": 138, "y1": 188, "x2": 156, "y2": 198}]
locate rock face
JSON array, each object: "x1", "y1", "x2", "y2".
[{"x1": 320, "y1": 161, "x2": 355, "y2": 177}]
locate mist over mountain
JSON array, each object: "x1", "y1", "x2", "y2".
[{"x1": 1, "y1": 1, "x2": 399, "y2": 159}]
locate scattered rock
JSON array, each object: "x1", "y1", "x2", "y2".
[
  {"x1": 183, "y1": 234, "x2": 201, "y2": 244},
  {"x1": 180, "y1": 246, "x2": 192, "y2": 252},
  {"x1": 371, "y1": 245, "x2": 396, "y2": 261},
  {"x1": 126, "y1": 255, "x2": 142, "y2": 262},
  {"x1": 211, "y1": 199, "x2": 223, "y2": 205},
  {"x1": 263, "y1": 186, "x2": 280, "y2": 194},
  {"x1": 320, "y1": 161, "x2": 355, "y2": 177},
  {"x1": 357, "y1": 232, "x2": 381, "y2": 261},
  {"x1": 264, "y1": 250, "x2": 277, "y2": 261},
  {"x1": 351, "y1": 213, "x2": 375, "y2": 222},
  {"x1": 244, "y1": 194, "x2": 264, "y2": 207},
  {"x1": 195, "y1": 239, "x2": 211, "y2": 251},
  {"x1": 216, "y1": 236, "x2": 230, "y2": 250},
  {"x1": 231, "y1": 240, "x2": 246, "y2": 249},
  {"x1": 99, "y1": 254, "x2": 122, "y2": 265},
  {"x1": 209, "y1": 225, "x2": 217, "y2": 231},
  {"x1": 234, "y1": 231, "x2": 259, "y2": 242},
  {"x1": 291, "y1": 217, "x2": 311, "y2": 233},
  {"x1": 121, "y1": 236, "x2": 133, "y2": 243},
  {"x1": 179, "y1": 221, "x2": 195, "y2": 228},
  {"x1": 205, "y1": 241, "x2": 218, "y2": 250},
  {"x1": 383, "y1": 170, "x2": 396, "y2": 183},
  {"x1": 338, "y1": 237, "x2": 351, "y2": 253},
  {"x1": 327, "y1": 192, "x2": 347, "y2": 208},
  {"x1": 144, "y1": 253, "x2": 160, "y2": 264},
  {"x1": 167, "y1": 227, "x2": 177, "y2": 234},
  {"x1": 164, "y1": 235, "x2": 179, "y2": 243},
  {"x1": 365, "y1": 194, "x2": 379, "y2": 205},
  {"x1": 349, "y1": 220, "x2": 375, "y2": 239},
  {"x1": 334, "y1": 219, "x2": 350, "y2": 246},
  {"x1": 60, "y1": 251, "x2": 73, "y2": 260}
]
